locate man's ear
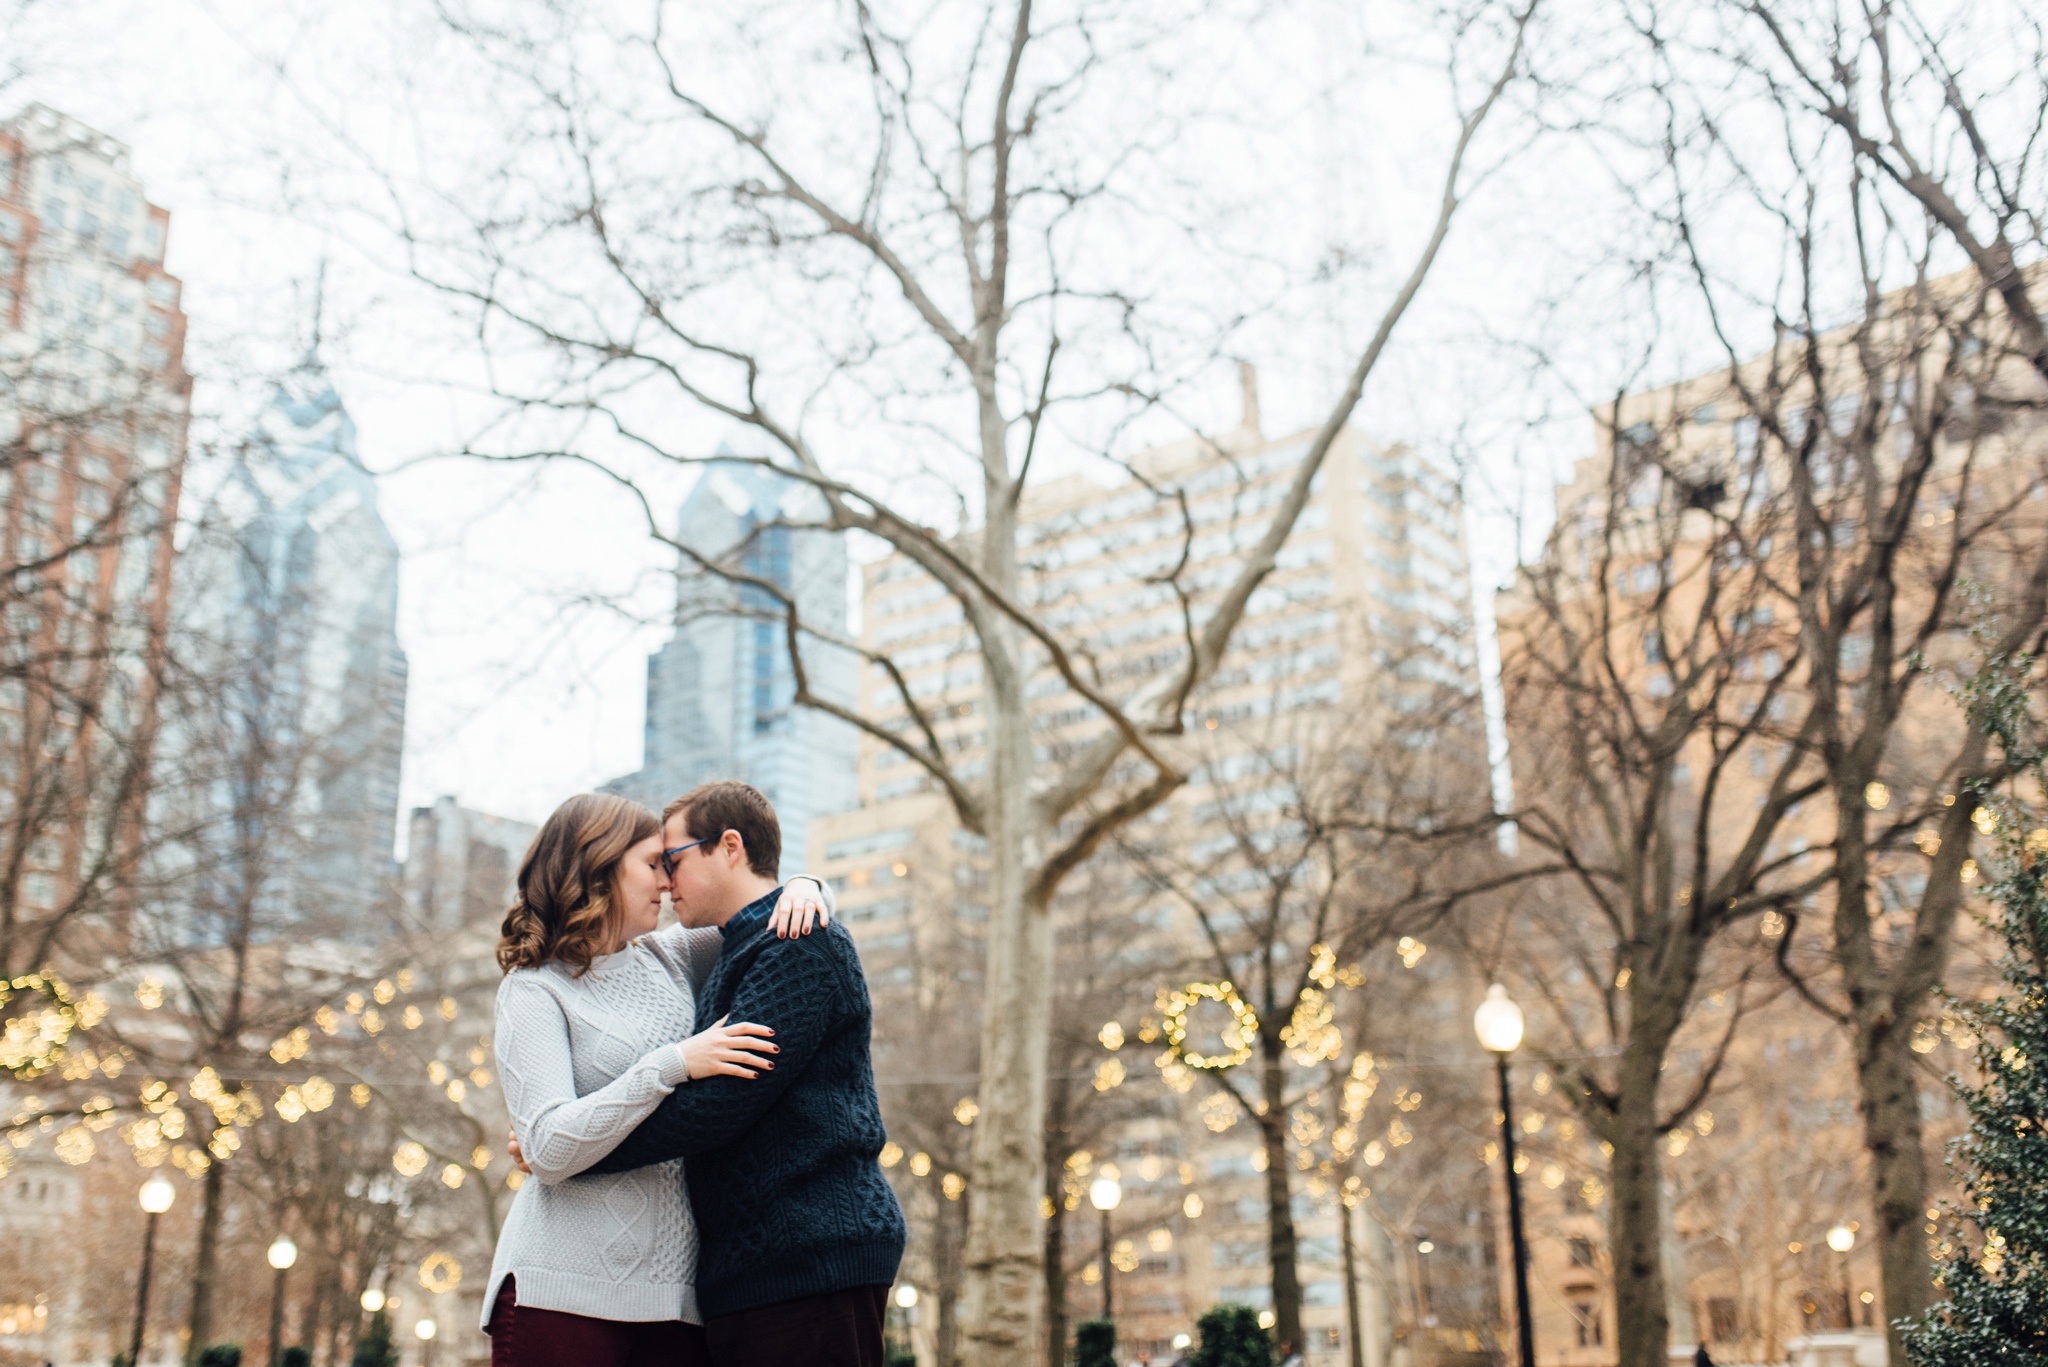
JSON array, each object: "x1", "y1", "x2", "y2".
[{"x1": 721, "y1": 829, "x2": 747, "y2": 868}]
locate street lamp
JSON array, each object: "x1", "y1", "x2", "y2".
[
  {"x1": 890, "y1": 1284, "x2": 919, "y2": 1359},
  {"x1": 360, "y1": 1288, "x2": 386, "y2": 1314},
  {"x1": 1827, "y1": 1223, "x2": 1857, "y2": 1327},
  {"x1": 415, "y1": 1316, "x2": 438, "y2": 1367},
  {"x1": 128, "y1": 1175, "x2": 176, "y2": 1367},
  {"x1": 1089, "y1": 1172, "x2": 1123, "y2": 1323},
  {"x1": 1474, "y1": 983, "x2": 1536, "y2": 1367},
  {"x1": 266, "y1": 1235, "x2": 298, "y2": 1367}
]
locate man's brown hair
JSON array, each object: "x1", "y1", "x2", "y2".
[
  {"x1": 665, "y1": 780, "x2": 781, "y2": 879},
  {"x1": 498, "y1": 792, "x2": 660, "y2": 976}
]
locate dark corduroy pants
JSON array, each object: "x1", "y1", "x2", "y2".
[
  {"x1": 704, "y1": 1285, "x2": 889, "y2": 1367},
  {"x1": 487, "y1": 1277, "x2": 711, "y2": 1367}
]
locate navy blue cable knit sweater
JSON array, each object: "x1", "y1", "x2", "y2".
[{"x1": 585, "y1": 887, "x2": 906, "y2": 1318}]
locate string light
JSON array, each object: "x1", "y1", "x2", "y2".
[
  {"x1": 1159, "y1": 981, "x2": 1258, "y2": 1071},
  {"x1": 3, "y1": 973, "x2": 107, "y2": 1079},
  {"x1": 418, "y1": 1253, "x2": 461, "y2": 1294}
]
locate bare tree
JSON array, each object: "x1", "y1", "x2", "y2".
[
  {"x1": 343, "y1": 0, "x2": 1546, "y2": 1355},
  {"x1": 1732, "y1": 0, "x2": 2048, "y2": 386},
  {"x1": 1566, "y1": 7, "x2": 2048, "y2": 1349},
  {"x1": 1116, "y1": 687, "x2": 1493, "y2": 1351}
]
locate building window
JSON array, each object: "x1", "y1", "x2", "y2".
[
  {"x1": 1568, "y1": 1236, "x2": 1595, "y2": 1268},
  {"x1": 1707, "y1": 1296, "x2": 1740, "y2": 1342},
  {"x1": 1571, "y1": 1301, "x2": 1603, "y2": 1347}
]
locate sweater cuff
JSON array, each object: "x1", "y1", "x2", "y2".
[{"x1": 655, "y1": 1042, "x2": 692, "y2": 1088}]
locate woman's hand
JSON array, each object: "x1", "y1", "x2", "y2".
[
  {"x1": 769, "y1": 876, "x2": 831, "y2": 940},
  {"x1": 680, "y1": 1015, "x2": 778, "y2": 1080}
]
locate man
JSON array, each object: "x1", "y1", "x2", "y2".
[{"x1": 585, "y1": 780, "x2": 905, "y2": 1365}]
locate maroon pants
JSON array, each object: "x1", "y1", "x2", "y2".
[
  {"x1": 488, "y1": 1276, "x2": 711, "y2": 1367},
  {"x1": 704, "y1": 1285, "x2": 890, "y2": 1367}
]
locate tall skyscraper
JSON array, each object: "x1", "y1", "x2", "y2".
[
  {"x1": 171, "y1": 357, "x2": 409, "y2": 937},
  {"x1": 608, "y1": 458, "x2": 857, "y2": 873},
  {"x1": 0, "y1": 105, "x2": 190, "y2": 963}
]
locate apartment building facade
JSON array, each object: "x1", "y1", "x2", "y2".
[
  {"x1": 812, "y1": 401, "x2": 1488, "y2": 1365},
  {"x1": 402, "y1": 796, "x2": 538, "y2": 935},
  {"x1": 0, "y1": 104, "x2": 191, "y2": 965},
  {"x1": 1492, "y1": 266, "x2": 2046, "y2": 1365}
]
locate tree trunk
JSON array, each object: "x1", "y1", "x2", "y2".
[
  {"x1": 185, "y1": 1157, "x2": 227, "y2": 1365},
  {"x1": 1340, "y1": 1198, "x2": 1364, "y2": 1367},
  {"x1": 939, "y1": 1187, "x2": 964, "y2": 1367},
  {"x1": 1044, "y1": 1171, "x2": 1068, "y2": 1367},
  {"x1": 1258, "y1": 1036, "x2": 1304, "y2": 1354},
  {"x1": 1606, "y1": 1073, "x2": 1670, "y2": 1367},
  {"x1": 1854, "y1": 1005, "x2": 1932, "y2": 1360},
  {"x1": 957, "y1": 737, "x2": 1054, "y2": 1367}
]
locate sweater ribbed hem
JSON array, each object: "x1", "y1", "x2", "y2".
[
  {"x1": 699, "y1": 1240, "x2": 905, "y2": 1320},
  {"x1": 480, "y1": 1267, "x2": 700, "y2": 1329}
]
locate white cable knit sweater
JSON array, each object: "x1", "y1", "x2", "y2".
[{"x1": 481, "y1": 882, "x2": 831, "y2": 1329}]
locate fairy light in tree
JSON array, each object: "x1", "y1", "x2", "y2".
[
  {"x1": 1282, "y1": 988, "x2": 1342, "y2": 1064},
  {"x1": 3, "y1": 972, "x2": 107, "y2": 1079},
  {"x1": 1159, "y1": 981, "x2": 1258, "y2": 1071},
  {"x1": 418, "y1": 1253, "x2": 462, "y2": 1294}
]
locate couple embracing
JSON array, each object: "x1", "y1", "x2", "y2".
[{"x1": 482, "y1": 780, "x2": 906, "y2": 1367}]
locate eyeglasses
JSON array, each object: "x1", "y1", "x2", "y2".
[{"x1": 661, "y1": 837, "x2": 710, "y2": 876}]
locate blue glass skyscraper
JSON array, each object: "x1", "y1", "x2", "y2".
[{"x1": 609, "y1": 459, "x2": 857, "y2": 871}]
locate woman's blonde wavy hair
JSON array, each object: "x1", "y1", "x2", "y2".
[{"x1": 498, "y1": 793, "x2": 661, "y2": 976}]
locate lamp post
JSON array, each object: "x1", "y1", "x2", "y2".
[
  {"x1": 1475, "y1": 983, "x2": 1536, "y2": 1367},
  {"x1": 360, "y1": 1287, "x2": 386, "y2": 1314},
  {"x1": 1827, "y1": 1223, "x2": 1856, "y2": 1327},
  {"x1": 891, "y1": 1284, "x2": 919, "y2": 1358},
  {"x1": 415, "y1": 1315, "x2": 438, "y2": 1367},
  {"x1": 128, "y1": 1175, "x2": 176, "y2": 1367},
  {"x1": 1089, "y1": 1173, "x2": 1123, "y2": 1322},
  {"x1": 265, "y1": 1235, "x2": 298, "y2": 1367}
]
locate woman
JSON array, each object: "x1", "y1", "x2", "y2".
[{"x1": 481, "y1": 791, "x2": 833, "y2": 1367}]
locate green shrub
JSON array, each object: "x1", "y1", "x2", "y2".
[
  {"x1": 196, "y1": 1348, "x2": 243, "y2": 1367},
  {"x1": 1903, "y1": 647, "x2": 2048, "y2": 1362},
  {"x1": 349, "y1": 1311, "x2": 398, "y2": 1367},
  {"x1": 281, "y1": 1349, "x2": 312, "y2": 1367},
  {"x1": 1075, "y1": 1319, "x2": 1117, "y2": 1367},
  {"x1": 1193, "y1": 1304, "x2": 1273, "y2": 1367}
]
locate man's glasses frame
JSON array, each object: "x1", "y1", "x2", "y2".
[{"x1": 661, "y1": 836, "x2": 711, "y2": 876}]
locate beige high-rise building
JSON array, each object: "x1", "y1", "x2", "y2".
[
  {"x1": 1491, "y1": 263, "x2": 2046, "y2": 1365},
  {"x1": 813, "y1": 390, "x2": 1487, "y2": 1365}
]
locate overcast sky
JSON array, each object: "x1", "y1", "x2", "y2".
[{"x1": 6, "y1": 0, "x2": 1776, "y2": 831}]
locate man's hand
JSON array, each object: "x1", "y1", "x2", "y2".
[
  {"x1": 507, "y1": 1129, "x2": 532, "y2": 1175},
  {"x1": 768, "y1": 877, "x2": 830, "y2": 940}
]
